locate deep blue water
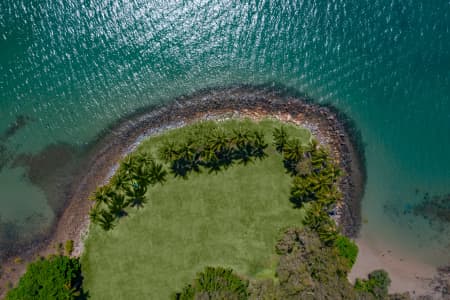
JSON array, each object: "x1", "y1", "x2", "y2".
[{"x1": 1, "y1": 0, "x2": 449, "y2": 265}]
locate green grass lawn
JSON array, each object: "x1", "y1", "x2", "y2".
[{"x1": 81, "y1": 119, "x2": 311, "y2": 299}]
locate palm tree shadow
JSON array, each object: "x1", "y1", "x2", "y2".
[
  {"x1": 289, "y1": 195, "x2": 303, "y2": 209},
  {"x1": 76, "y1": 290, "x2": 90, "y2": 300}
]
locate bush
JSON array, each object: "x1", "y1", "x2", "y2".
[
  {"x1": 13, "y1": 257, "x2": 23, "y2": 264},
  {"x1": 334, "y1": 235, "x2": 358, "y2": 270},
  {"x1": 65, "y1": 240, "x2": 74, "y2": 256},
  {"x1": 6, "y1": 255, "x2": 86, "y2": 300},
  {"x1": 354, "y1": 269, "x2": 391, "y2": 299},
  {"x1": 173, "y1": 266, "x2": 249, "y2": 300},
  {"x1": 273, "y1": 227, "x2": 357, "y2": 299}
]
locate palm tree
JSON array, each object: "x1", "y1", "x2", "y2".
[
  {"x1": 208, "y1": 129, "x2": 229, "y2": 154},
  {"x1": 110, "y1": 170, "x2": 132, "y2": 190},
  {"x1": 90, "y1": 185, "x2": 114, "y2": 205},
  {"x1": 303, "y1": 202, "x2": 338, "y2": 245},
  {"x1": 121, "y1": 155, "x2": 137, "y2": 174},
  {"x1": 317, "y1": 220, "x2": 338, "y2": 246},
  {"x1": 171, "y1": 140, "x2": 200, "y2": 177},
  {"x1": 211, "y1": 131, "x2": 234, "y2": 170},
  {"x1": 302, "y1": 202, "x2": 326, "y2": 229},
  {"x1": 158, "y1": 141, "x2": 179, "y2": 163},
  {"x1": 317, "y1": 185, "x2": 342, "y2": 208},
  {"x1": 98, "y1": 210, "x2": 116, "y2": 231},
  {"x1": 125, "y1": 184, "x2": 148, "y2": 209},
  {"x1": 284, "y1": 139, "x2": 304, "y2": 162},
  {"x1": 316, "y1": 167, "x2": 338, "y2": 191},
  {"x1": 290, "y1": 176, "x2": 316, "y2": 207},
  {"x1": 131, "y1": 163, "x2": 151, "y2": 186},
  {"x1": 231, "y1": 128, "x2": 250, "y2": 149},
  {"x1": 282, "y1": 139, "x2": 305, "y2": 174},
  {"x1": 179, "y1": 140, "x2": 197, "y2": 162},
  {"x1": 149, "y1": 161, "x2": 167, "y2": 185},
  {"x1": 201, "y1": 143, "x2": 218, "y2": 166},
  {"x1": 139, "y1": 152, "x2": 158, "y2": 172},
  {"x1": 107, "y1": 192, "x2": 128, "y2": 218},
  {"x1": 202, "y1": 129, "x2": 229, "y2": 169},
  {"x1": 89, "y1": 204, "x2": 101, "y2": 224},
  {"x1": 322, "y1": 162, "x2": 342, "y2": 182},
  {"x1": 251, "y1": 130, "x2": 268, "y2": 160},
  {"x1": 310, "y1": 146, "x2": 329, "y2": 170},
  {"x1": 230, "y1": 128, "x2": 253, "y2": 165},
  {"x1": 273, "y1": 126, "x2": 288, "y2": 152}
]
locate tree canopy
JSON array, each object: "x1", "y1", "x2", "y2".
[
  {"x1": 6, "y1": 256, "x2": 87, "y2": 300},
  {"x1": 173, "y1": 266, "x2": 249, "y2": 300}
]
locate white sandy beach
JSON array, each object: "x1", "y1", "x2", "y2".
[{"x1": 349, "y1": 235, "x2": 438, "y2": 297}]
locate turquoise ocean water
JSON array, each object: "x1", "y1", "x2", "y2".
[{"x1": 0, "y1": 1, "x2": 449, "y2": 265}]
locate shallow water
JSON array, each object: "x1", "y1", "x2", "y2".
[{"x1": 1, "y1": 0, "x2": 449, "y2": 265}]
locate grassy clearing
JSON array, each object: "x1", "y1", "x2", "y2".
[{"x1": 81, "y1": 118, "x2": 311, "y2": 299}]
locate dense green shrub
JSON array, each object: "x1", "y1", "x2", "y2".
[
  {"x1": 6, "y1": 255, "x2": 86, "y2": 300},
  {"x1": 173, "y1": 266, "x2": 249, "y2": 300},
  {"x1": 334, "y1": 235, "x2": 358, "y2": 270},
  {"x1": 271, "y1": 227, "x2": 357, "y2": 299},
  {"x1": 354, "y1": 269, "x2": 391, "y2": 299}
]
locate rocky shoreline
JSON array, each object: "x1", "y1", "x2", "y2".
[{"x1": 0, "y1": 86, "x2": 366, "y2": 296}]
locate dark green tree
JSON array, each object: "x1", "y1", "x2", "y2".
[
  {"x1": 251, "y1": 130, "x2": 268, "y2": 160},
  {"x1": 290, "y1": 175, "x2": 321, "y2": 207},
  {"x1": 310, "y1": 145, "x2": 330, "y2": 170},
  {"x1": 170, "y1": 140, "x2": 200, "y2": 178},
  {"x1": 89, "y1": 203, "x2": 101, "y2": 224},
  {"x1": 6, "y1": 256, "x2": 87, "y2": 300},
  {"x1": 273, "y1": 227, "x2": 356, "y2": 299},
  {"x1": 125, "y1": 184, "x2": 148, "y2": 209},
  {"x1": 107, "y1": 192, "x2": 128, "y2": 218},
  {"x1": 173, "y1": 266, "x2": 249, "y2": 300},
  {"x1": 354, "y1": 269, "x2": 391, "y2": 299},
  {"x1": 110, "y1": 170, "x2": 131, "y2": 190},
  {"x1": 231, "y1": 128, "x2": 253, "y2": 165},
  {"x1": 158, "y1": 141, "x2": 179, "y2": 163},
  {"x1": 303, "y1": 202, "x2": 338, "y2": 245},
  {"x1": 98, "y1": 210, "x2": 116, "y2": 231},
  {"x1": 284, "y1": 139, "x2": 304, "y2": 162},
  {"x1": 282, "y1": 138, "x2": 305, "y2": 174},
  {"x1": 149, "y1": 161, "x2": 168, "y2": 185},
  {"x1": 89, "y1": 185, "x2": 114, "y2": 206},
  {"x1": 207, "y1": 129, "x2": 229, "y2": 155},
  {"x1": 273, "y1": 126, "x2": 288, "y2": 153},
  {"x1": 120, "y1": 155, "x2": 138, "y2": 179}
]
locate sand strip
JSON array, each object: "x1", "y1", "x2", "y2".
[{"x1": 348, "y1": 235, "x2": 441, "y2": 297}]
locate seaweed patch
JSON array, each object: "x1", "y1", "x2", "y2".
[
  {"x1": 12, "y1": 143, "x2": 81, "y2": 216},
  {"x1": 0, "y1": 115, "x2": 33, "y2": 141}
]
